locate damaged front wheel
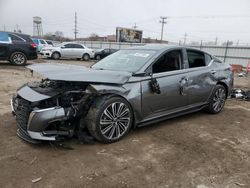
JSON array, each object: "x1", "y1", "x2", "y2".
[{"x1": 86, "y1": 96, "x2": 133, "y2": 143}]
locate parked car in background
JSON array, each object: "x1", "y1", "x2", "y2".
[
  {"x1": 40, "y1": 42, "x2": 95, "y2": 60},
  {"x1": 32, "y1": 38, "x2": 53, "y2": 52},
  {"x1": 94, "y1": 48, "x2": 118, "y2": 60},
  {"x1": 11, "y1": 45, "x2": 233, "y2": 144},
  {"x1": 0, "y1": 31, "x2": 37, "y2": 65}
]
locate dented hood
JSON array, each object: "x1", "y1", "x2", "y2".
[{"x1": 27, "y1": 63, "x2": 131, "y2": 84}]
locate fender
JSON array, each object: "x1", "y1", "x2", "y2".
[{"x1": 87, "y1": 83, "x2": 143, "y2": 124}]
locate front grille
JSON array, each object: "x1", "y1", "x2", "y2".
[{"x1": 13, "y1": 97, "x2": 31, "y2": 130}]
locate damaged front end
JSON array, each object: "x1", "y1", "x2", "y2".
[{"x1": 11, "y1": 79, "x2": 95, "y2": 144}]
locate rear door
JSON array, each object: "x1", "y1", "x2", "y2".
[
  {"x1": 73, "y1": 44, "x2": 85, "y2": 58},
  {"x1": 184, "y1": 49, "x2": 215, "y2": 105},
  {"x1": 0, "y1": 32, "x2": 11, "y2": 60},
  {"x1": 141, "y1": 48, "x2": 189, "y2": 120}
]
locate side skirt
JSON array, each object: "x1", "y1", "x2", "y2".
[{"x1": 136, "y1": 104, "x2": 207, "y2": 128}]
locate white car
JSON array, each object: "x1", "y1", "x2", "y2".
[{"x1": 40, "y1": 42, "x2": 95, "y2": 61}]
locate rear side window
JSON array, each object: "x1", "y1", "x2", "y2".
[
  {"x1": 64, "y1": 44, "x2": 75, "y2": 48},
  {"x1": 9, "y1": 34, "x2": 24, "y2": 42},
  {"x1": 0, "y1": 32, "x2": 10, "y2": 43},
  {"x1": 187, "y1": 50, "x2": 206, "y2": 68}
]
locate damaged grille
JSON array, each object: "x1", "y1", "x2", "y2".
[{"x1": 13, "y1": 97, "x2": 31, "y2": 130}]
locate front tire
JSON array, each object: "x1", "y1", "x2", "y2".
[
  {"x1": 86, "y1": 96, "x2": 133, "y2": 143},
  {"x1": 206, "y1": 85, "x2": 227, "y2": 114},
  {"x1": 10, "y1": 52, "x2": 27, "y2": 65},
  {"x1": 52, "y1": 52, "x2": 60, "y2": 60}
]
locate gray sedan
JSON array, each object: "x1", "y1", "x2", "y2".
[{"x1": 11, "y1": 45, "x2": 233, "y2": 144}]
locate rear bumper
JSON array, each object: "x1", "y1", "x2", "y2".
[{"x1": 27, "y1": 52, "x2": 38, "y2": 60}]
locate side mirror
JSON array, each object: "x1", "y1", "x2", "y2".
[
  {"x1": 149, "y1": 75, "x2": 161, "y2": 94},
  {"x1": 61, "y1": 46, "x2": 65, "y2": 49}
]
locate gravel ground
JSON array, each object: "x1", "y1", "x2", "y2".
[{"x1": 0, "y1": 59, "x2": 250, "y2": 188}]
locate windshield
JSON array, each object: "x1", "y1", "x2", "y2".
[{"x1": 92, "y1": 49, "x2": 156, "y2": 72}]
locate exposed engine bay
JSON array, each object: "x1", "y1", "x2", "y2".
[{"x1": 12, "y1": 79, "x2": 98, "y2": 144}]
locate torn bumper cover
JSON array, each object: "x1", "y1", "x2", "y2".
[{"x1": 11, "y1": 97, "x2": 66, "y2": 143}]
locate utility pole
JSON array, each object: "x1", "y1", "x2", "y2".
[
  {"x1": 183, "y1": 32, "x2": 187, "y2": 45},
  {"x1": 215, "y1": 36, "x2": 218, "y2": 45},
  {"x1": 133, "y1": 23, "x2": 138, "y2": 29},
  {"x1": 159, "y1": 16, "x2": 167, "y2": 42},
  {"x1": 3, "y1": 25, "x2": 6, "y2": 31},
  {"x1": 73, "y1": 12, "x2": 78, "y2": 40},
  {"x1": 236, "y1": 40, "x2": 239, "y2": 46}
]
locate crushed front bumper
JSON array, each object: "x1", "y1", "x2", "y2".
[
  {"x1": 11, "y1": 98, "x2": 66, "y2": 143},
  {"x1": 40, "y1": 50, "x2": 52, "y2": 58}
]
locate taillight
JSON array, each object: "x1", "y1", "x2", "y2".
[{"x1": 31, "y1": 43, "x2": 37, "y2": 48}]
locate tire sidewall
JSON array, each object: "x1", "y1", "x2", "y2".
[
  {"x1": 208, "y1": 85, "x2": 226, "y2": 114},
  {"x1": 83, "y1": 54, "x2": 90, "y2": 61},
  {"x1": 10, "y1": 52, "x2": 27, "y2": 65},
  {"x1": 52, "y1": 52, "x2": 60, "y2": 60},
  {"x1": 91, "y1": 96, "x2": 133, "y2": 143}
]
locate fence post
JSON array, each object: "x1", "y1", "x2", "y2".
[
  {"x1": 200, "y1": 40, "x2": 203, "y2": 50},
  {"x1": 224, "y1": 40, "x2": 229, "y2": 62}
]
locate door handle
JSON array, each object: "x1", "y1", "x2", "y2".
[{"x1": 211, "y1": 70, "x2": 217, "y2": 74}]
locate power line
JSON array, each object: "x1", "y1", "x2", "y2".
[{"x1": 159, "y1": 16, "x2": 167, "y2": 42}]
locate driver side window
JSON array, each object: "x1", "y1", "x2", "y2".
[{"x1": 152, "y1": 50, "x2": 182, "y2": 74}]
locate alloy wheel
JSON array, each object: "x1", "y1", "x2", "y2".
[
  {"x1": 13, "y1": 53, "x2": 25, "y2": 65},
  {"x1": 100, "y1": 102, "x2": 131, "y2": 140},
  {"x1": 212, "y1": 88, "x2": 226, "y2": 112}
]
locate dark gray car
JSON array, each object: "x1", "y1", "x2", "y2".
[{"x1": 11, "y1": 45, "x2": 233, "y2": 144}]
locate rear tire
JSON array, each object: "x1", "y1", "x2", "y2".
[
  {"x1": 86, "y1": 96, "x2": 133, "y2": 143},
  {"x1": 52, "y1": 52, "x2": 60, "y2": 60},
  {"x1": 205, "y1": 85, "x2": 227, "y2": 114},
  {"x1": 10, "y1": 52, "x2": 27, "y2": 65},
  {"x1": 82, "y1": 54, "x2": 90, "y2": 61}
]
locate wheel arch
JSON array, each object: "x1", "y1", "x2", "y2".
[
  {"x1": 52, "y1": 51, "x2": 61, "y2": 57},
  {"x1": 8, "y1": 50, "x2": 28, "y2": 60},
  {"x1": 87, "y1": 84, "x2": 140, "y2": 128}
]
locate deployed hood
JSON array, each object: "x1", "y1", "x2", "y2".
[{"x1": 27, "y1": 63, "x2": 131, "y2": 84}]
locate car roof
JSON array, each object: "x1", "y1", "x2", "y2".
[
  {"x1": 0, "y1": 31, "x2": 31, "y2": 38},
  {"x1": 128, "y1": 44, "x2": 209, "y2": 54}
]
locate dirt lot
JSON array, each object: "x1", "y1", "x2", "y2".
[{"x1": 0, "y1": 59, "x2": 250, "y2": 188}]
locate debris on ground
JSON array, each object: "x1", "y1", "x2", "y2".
[
  {"x1": 238, "y1": 72, "x2": 247, "y2": 77},
  {"x1": 32, "y1": 177, "x2": 42, "y2": 183},
  {"x1": 230, "y1": 89, "x2": 250, "y2": 101}
]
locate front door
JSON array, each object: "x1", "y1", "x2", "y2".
[
  {"x1": 141, "y1": 49, "x2": 189, "y2": 120},
  {"x1": 61, "y1": 43, "x2": 75, "y2": 58}
]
